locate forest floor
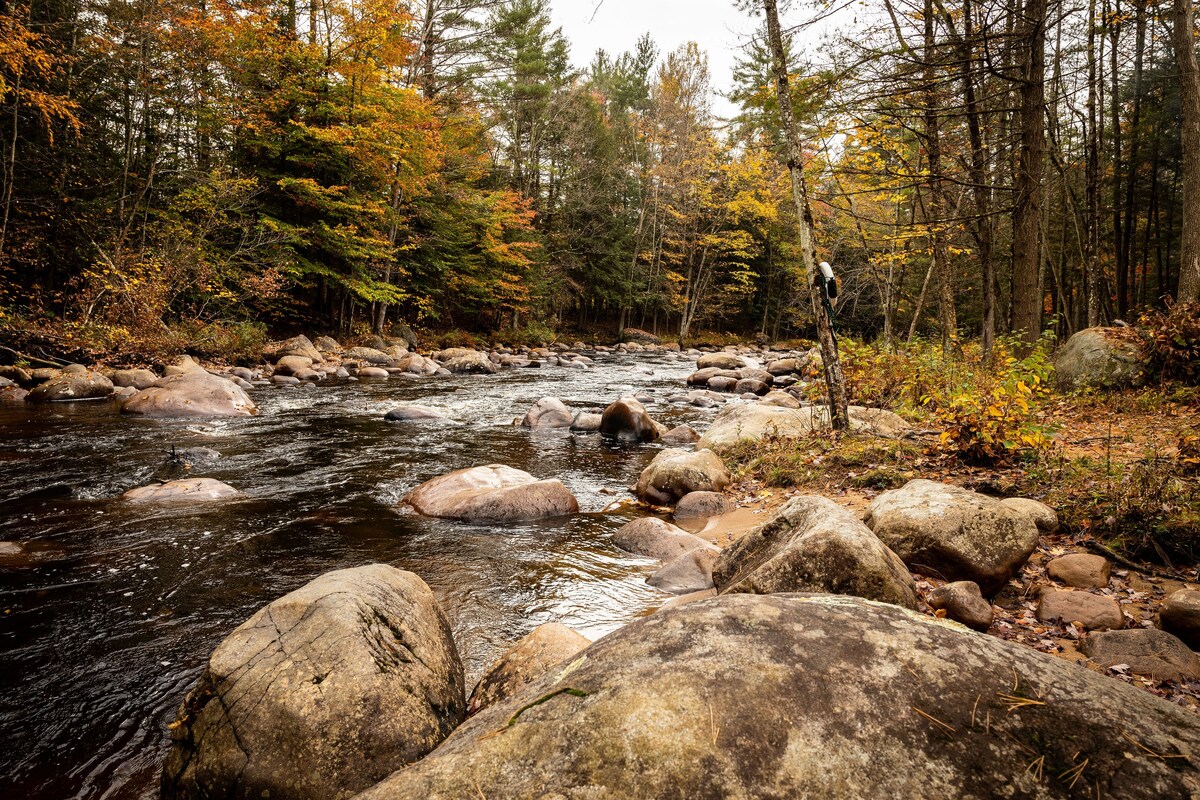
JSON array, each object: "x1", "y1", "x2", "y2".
[{"x1": 719, "y1": 387, "x2": 1200, "y2": 712}]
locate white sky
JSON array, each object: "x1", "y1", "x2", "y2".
[{"x1": 549, "y1": 0, "x2": 763, "y2": 118}]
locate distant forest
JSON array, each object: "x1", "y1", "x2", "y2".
[{"x1": 2, "y1": 0, "x2": 1199, "y2": 347}]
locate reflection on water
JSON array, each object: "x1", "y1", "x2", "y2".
[{"x1": 0, "y1": 352, "x2": 714, "y2": 800}]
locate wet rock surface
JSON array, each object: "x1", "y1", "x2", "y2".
[{"x1": 402, "y1": 464, "x2": 579, "y2": 522}]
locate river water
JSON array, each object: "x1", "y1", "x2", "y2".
[{"x1": 0, "y1": 352, "x2": 714, "y2": 799}]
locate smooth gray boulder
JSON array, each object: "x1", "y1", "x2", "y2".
[
  {"x1": 1159, "y1": 589, "x2": 1200, "y2": 649},
  {"x1": 275, "y1": 334, "x2": 324, "y2": 363},
  {"x1": 647, "y1": 545, "x2": 720, "y2": 594},
  {"x1": 696, "y1": 352, "x2": 746, "y2": 370},
  {"x1": 161, "y1": 565, "x2": 464, "y2": 800},
  {"x1": 927, "y1": 580, "x2": 993, "y2": 631},
  {"x1": 712, "y1": 495, "x2": 917, "y2": 609},
  {"x1": 122, "y1": 372, "x2": 257, "y2": 418},
  {"x1": 111, "y1": 368, "x2": 159, "y2": 390},
  {"x1": 569, "y1": 411, "x2": 602, "y2": 432},
  {"x1": 273, "y1": 354, "x2": 314, "y2": 376},
  {"x1": 673, "y1": 490, "x2": 734, "y2": 519},
  {"x1": 467, "y1": 623, "x2": 590, "y2": 715},
  {"x1": 402, "y1": 464, "x2": 578, "y2": 522},
  {"x1": 697, "y1": 403, "x2": 908, "y2": 453},
  {"x1": 658, "y1": 424, "x2": 700, "y2": 445},
  {"x1": 599, "y1": 397, "x2": 659, "y2": 442},
  {"x1": 25, "y1": 370, "x2": 113, "y2": 402},
  {"x1": 351, "y1": 594, "x2": 1200, "y2": 800},
  {"x1": 635, "y1": 448, "x2": 730, "y2": 505},
  {"x1": 385, "y1": 405, "x2": 447, "y2": 422},
  {"x1": 521, "y1": 397, "x2": 573, "y2": 429},
  {"x1": 1055, "y1": 327, "x2": 1146, "y2": 391},
  {"x1": 865, "y1": 479, "x2": 1038, "y2": 594},
  {"x1": 613, "y1": 517, "x2": 713, "y2": 561}
]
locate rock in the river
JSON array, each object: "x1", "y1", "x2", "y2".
[
  {"x1": 111, "y1": 368, "x2": 159, "y2": 390},
  {"x1": 927, "y1": 581, "x2": 993, "y2": 631},
  {"x1": 673, "y1": 491, "x2": 734, "y2": 519},
  {"x1": 351, "y1": 593, "x2": 1200, "y2": 800},
  {"x1": 635, "y1": 448, "x2": 730, "y2": 505},
  {"x1": 1158, "y1": 589, "x2": 1200, "y2": 649},
  {"x1": 760, "y1": 389, "x2": 801, "y2": 408},
  {"x1": 599, "y1": 397, "x2": 659, "y2": 442},
  {"x1": 275, "y1": 334, "x2": 324, "y2": 363},
  {"x1": 696, "y1": 352, "x2": 746, "y2": 370},
  {"x1": 864, "y1": 479, "x2": 1038, "y2": 594},
  {"x1": 1037, "y1": 590, "x2": 1124, "y2": 630},
  {"x1": 467, "y1": 623, "x2": 590, "y2": 715},
  {"x1": 123, "y1": 372, "x2": 257, "y2": 418},
  {"x1": 569, "y1": 411, "x2": 601, "y2": 432},
  {"x1": 1055, "y1": 326, "x2": 1146, "y2": 391},
  {"x1": 1047, "y1": 553, "x2": 1111, "y2": 588},
  {"x1": 658, "y1": 424, "x2": 700, "y2": 445},
  {"x1": 346, "y1": 346, "x2": 394, "y2": 365},
  {"x1": 1081, "y1": 628, "x2": 1200, "y2": 682},
  {"x1": 273, "y1": 354, "x2": 314, "y2": 376},
  {"x1": 0, "y1": 385, "x2": 28, "y2": 403},
  {"x1": 734, "y1": 378, "x2": 770, "y2": 395},
  {"x1": 357, "y1": 366, "x2": 389, "y2": 379},
  {"x1": 25, "y1": 370, "x2": 113, "y2": 402},
  {"x1": 697, "y1": 404, "x2": 909, "y2": 453},
  {"x1": 612, "y1": 517, "x2": 714, "y2": 561},
  {"x1": 647, "y1": 545, "x2": 721, "y2": 594},
  {"x1": 122, "y1": 478, "x2": 238, "y2": 503},
  {"x1": 712, "y1": 496, "x2": 917, "y2": 609},
  {"x1": 521, "y1": 397, "x2": 573, "y2": 429},
  {"x1": 161, "y1": 565, "x2": 464, "y2": 800},
  {"x1": 385, "y1": 405, "x2": 446, "y2": 422},
  {"x1": 163, "y1": 355, "x2": 209, "y2": 377},
  {"x1": 1000, "y1": 497, "x2": 1061, "y2": 533},
  {"x1": 436, "y1": 348, "x2": 496, "y2": 374},
  {"x1": 402, "y1": 464, "x2": 578, "y2": 522},
  {"x1": 766, "y1": 356, "x2": 809, "y2": 376}
]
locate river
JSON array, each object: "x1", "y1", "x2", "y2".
[{"x1": 0, "y1": 352, "x2": 713, "y2": 799}]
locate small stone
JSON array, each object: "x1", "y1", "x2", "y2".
[
  {"x1": 674, "y1": 491, "x2": 734, "y2": 519},
  {"x1": 1081, "y1": 629, "x2": 1200, "y2": 682},
  {"x1": 648, "y1": 546, "x2": 721, "y2": 594},
  {"x1": 1047, "y1": 553, "x2": 1111, "y2": 588},
  {"x1": 928, "y1": 581, "x2": 993, "y2": 631},
  {"x1": 1037, "y1": 590, "x2": 1124, "y2": 631},
  {"x1": 1158, "y1": 589, "x2": 1200, "y2": 650}
]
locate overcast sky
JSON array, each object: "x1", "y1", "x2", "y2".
[{"x1": 548, "y1": 0, "x2": 763, "y2": 118}]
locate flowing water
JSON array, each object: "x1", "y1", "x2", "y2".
[{"x1": 0, "y1": 352, "x2": 714, "y2": 800}]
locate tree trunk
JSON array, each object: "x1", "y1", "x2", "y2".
[
  {"x1": 1174, "y1": 0, "x2": 1200, "y2": 303},
  {"x1": 762, "y1": 0, "x2": 848, "y2": 429},
  {"x1": 1012, "y1": 0, "x2": 1047, "y2": 345}
]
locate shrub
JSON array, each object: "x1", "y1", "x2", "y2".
[{"x1": 1139, "y1": 303, "x2": 1200, "y2": 385}]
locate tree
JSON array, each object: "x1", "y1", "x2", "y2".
[{"x1": 1174, "y1": 0, "x2": 1200, "y2": 304}]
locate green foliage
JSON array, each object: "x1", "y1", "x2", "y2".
[
  {"x1": 495, "y1": 320, "x2": 557, "y2": 347},
  {"x1": 1139, "y1": 303, "x2": 1200, "y2": 385}
]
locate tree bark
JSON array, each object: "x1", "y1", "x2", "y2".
[
  {"x1": 1012, "y1": 0, "x2": 1048, "y2": 345},
  {"x1": 761, "y1": 0, "x2": 848, "y2": 429},
  {"x1": 1173, "y1": 0, "x2": 1200, "y2": 303}
]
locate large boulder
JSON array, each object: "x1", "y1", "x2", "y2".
[
  {"x1": 122, "y1": 372, "x2": 257, "y2": 418},
  {"x1": 402, "y1": 464, "x2": 578, "y2": 522},
  {"x1": 864, "y1": 479, "x2": 1039, "y2": 594},
  {"x1": 394, "y1": 353, "x2": 438, "y2": 375},
  {"x1": 314, "y1": 335, "x2": 343, "y2": 355},
  {"x1": 766, "y1": 356, "x2": 809, "y2": 376},
  {"x1": 635, "y1": 448, "x2": 730, "y2": 505},
  {"x1": 276, "y1": 334, "x2": 324, "y2": 363},
  {"x1": 467, "y1": 623, "x2": 590, "y2": 715},
  {"x1": 25, "y1": 370, "x2": 113, "y2": 402},
  {"x1": 273, "y1": 354, "x2": 314, "y2": 376},
  {"x1": 696, "y1": 404, "x2": 908, "y2": 453},
  {"x1": 122, "y1": 478, "x2": 237, "y2": 503},
  {"x1": 384, "y1": 405, "x2": 447, "y2": 423},
  {"x1": 696, "y1": 352, "x2": 746, "y2": 370},
  {"x1": 1159, "y1": 589, "x2": 1200, "y2": 649},
  {"x1": 521, "y1": 397, "x2": 573, "y2": 429},
  {"x1": 622, "y1": 327, "x2": 661, "y2": 345},
  {"x1": 352, "y1": 594, "x2": 1200, "y2": 800},
  {"x1": 1081, "y1": 628, "x2": 1200, "y2": 682},
  {"x1": 161, "y1": 565, "x2": 464, "y2": 800},
  {"x1": 436, "y1": 348, "x2": 496, "y2": 374},
  {"x1": 1055, "y1": 326, "x2": 1146, "y2": 391},
  {"x1": 345, "y1": 346, "x2": 395, "y2": 366},
  {"x1": 111, "y1": 368, "x2": 159, "y2": 390},
  {"x1": 712, "y1": 495, "x2": 917, "y2": 609},
  {"x1": 673, "y1": 490, "x2": 734, "y2": 519},
  {"x1": 599, "y1": 397, "x2": 659, "y2": 442},
  {"x1": 613, "y1": 517, "x2": 714, "y2": 561},
  {"x1": 647, "y1": 545, "x2": 721, "y2": 594}
]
